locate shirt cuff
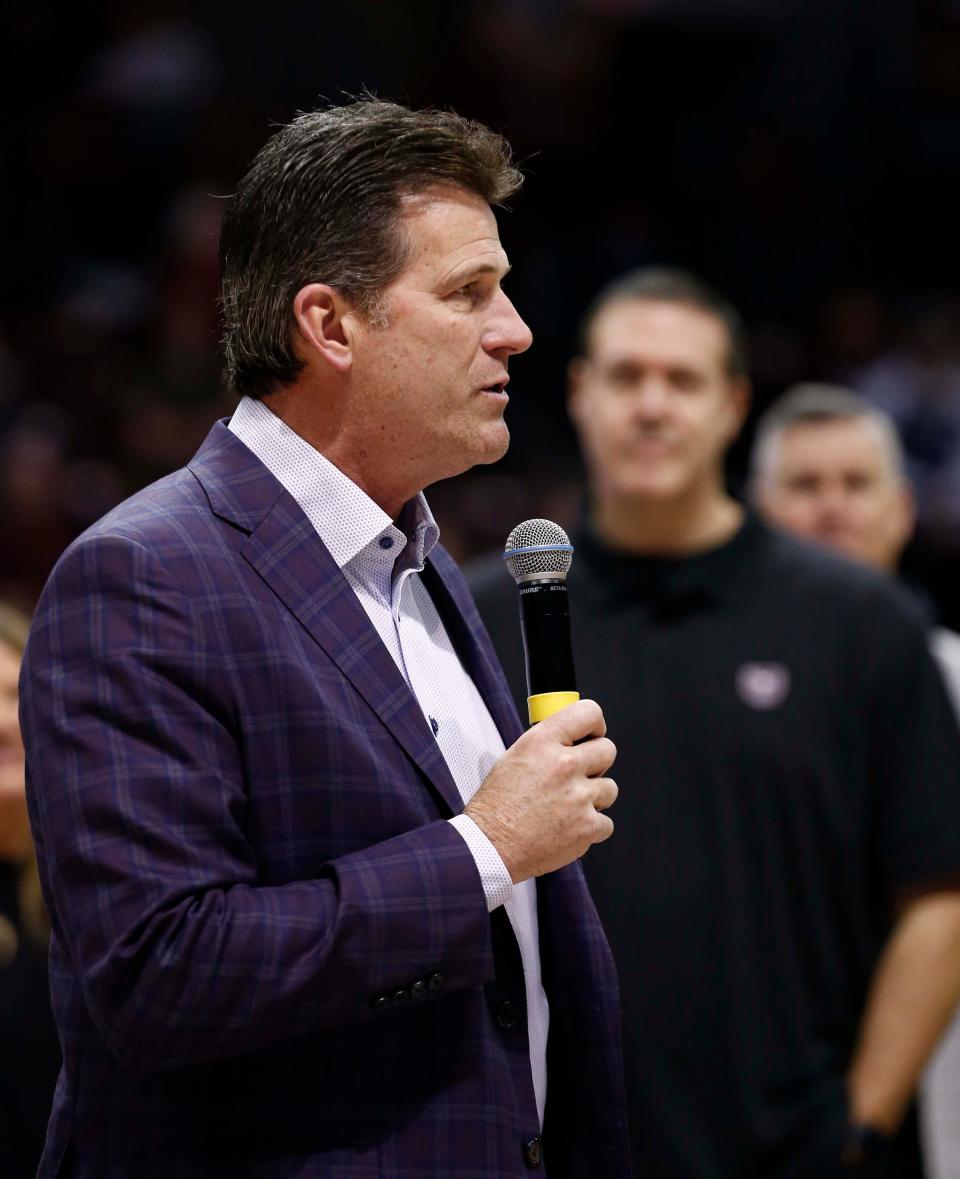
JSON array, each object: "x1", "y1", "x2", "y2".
[{"x1": 448, "y1": 814, "x2": 514, "y2": 913}]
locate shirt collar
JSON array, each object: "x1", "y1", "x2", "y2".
[
  {"x1": 574, "y1": 507, "x2": 766, "y2": 612},
  {"x1": 228, "y1": 395, "x2": 439, "y2": 571}
]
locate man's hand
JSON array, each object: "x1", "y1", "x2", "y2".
[
  {"x1": 465, "y1": 699, "x2": 617, "y2": 882},
  {"x1": 846, "y1": 888, "x2": 960, "y2": 1135}
]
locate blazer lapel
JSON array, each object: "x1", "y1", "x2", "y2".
[{"x1": 188, "y1": 422, "x2": 465, "y2": 818}]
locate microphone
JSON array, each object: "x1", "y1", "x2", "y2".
[{"x1": 503, "y1": 519, "x2": 579, "y2": 725}]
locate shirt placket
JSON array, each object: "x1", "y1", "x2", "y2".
[{"x1": 393, "y1": 568, "x2": 447, "y2": 755}]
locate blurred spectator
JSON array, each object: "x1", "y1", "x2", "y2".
[
  {"x1": 469, "y1": 267, "x2": 960, "y2": 1177},
  {"x1": 752, "y1": 382, "x2": 960, "y2": 1179},
  {"x1": 3, "y1": 0, "x2": 960, "y2": 621},
  {"x1": 0, "y1": 602, "x2": 59, "y2": 1179}
]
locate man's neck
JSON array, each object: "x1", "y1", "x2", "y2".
[
  {"x1": 257, "y1": 386, "x2": 416, "y2": 520},
  {"x1": 592, "y1": 490, "x2": 744, "y2": 557}
]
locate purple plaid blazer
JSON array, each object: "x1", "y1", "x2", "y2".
[{"x1": 21, "y1": 422, "x2": 631, "y2": 1179}]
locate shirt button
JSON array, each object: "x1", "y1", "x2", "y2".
[
  {"x1": 372, "y1": 995, "x2": 390, "y2": 1013},
  {"x1": 429, "y1": 715, "x2": 440, "y2": 735},
  {"x1": 428, "y1": 971, "x2": 444, "y2": 993},
  {"x1": 496, "y1": 999, "x2": 520, "y2": 1029},
  {"x1": 379, "y1": 535, "x2": 394, "y2": 550},
  {"x1": 410, "y1": 979, "x2": 427, "y2": 1000},
  {"x1": 392, "y1": 988, "x2": 410, "y2": 1006},
  {"x1": 523, "y1": 1136, "x2": 543, "y2": 1168}
]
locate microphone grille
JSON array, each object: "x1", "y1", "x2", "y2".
[{"x1": 503, "y1": 518, "x2": 574, "y2": 581}]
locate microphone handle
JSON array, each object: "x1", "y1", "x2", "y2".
[{"x1": 518, "y1": 578, "x2": 579, "y2": 724}]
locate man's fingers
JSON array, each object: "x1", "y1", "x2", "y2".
[
  {"x1": 590, "y1": 812, "x2": 615, "y2": 844},
  {"x1": 539, "y1": 698, "x2": 606, "y2": 744},
  {"x1": 591, "y1": 776, "x2": 619, "y2": 812},
  {"x1": 578, "y1": 736, "x2": 617, "y2": 779}
]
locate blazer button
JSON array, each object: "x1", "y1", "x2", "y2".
[
  {"x1": 392, "y1": 988, "x2": 410, "y2": 1006},
  {"x1": 496, "y1": 999, "x2": 520, "y2": 1029},
  {"x1": 523, "y1": 1136, "x2": 542, "y2": 1168},
  {"x1": 410, "y1": 980, "x2": 427, "y2": 1000},
  {"x1": 428, "y1": 971, "x2": 444, "y2": 993},
  {"x1": 373, "y1": 995, "x2": 390, "y2": 1013}
]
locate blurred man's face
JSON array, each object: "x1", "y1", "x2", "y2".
[
  {"x1": 756, "y1": 416, "x2": 914, "y2": 571},
  {"x1": 568, "y1": 299, "x2": 748, "y2": 509}
]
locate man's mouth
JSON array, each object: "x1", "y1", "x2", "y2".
[
  {"x1": 479, "y1": 377, "x2": 509, "y2": 396},
  {"x1": 625, "y1": 436, "x2": 674, "y2": 457}
]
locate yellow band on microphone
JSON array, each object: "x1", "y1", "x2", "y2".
[{"x1": 527, "y1": 691, "x2": 580, "y2": 725}]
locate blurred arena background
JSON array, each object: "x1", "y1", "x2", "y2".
[{"x1": 3, "y1": 0, "x2": 960, "y2": 620}]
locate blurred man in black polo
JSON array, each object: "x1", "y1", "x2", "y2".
[
  {"x1": 753, "y1": 383, "x2": 960, "y2": 1179},
  {"x1": 468, "y1": 269, "x2": 960, "y2": 1177}
]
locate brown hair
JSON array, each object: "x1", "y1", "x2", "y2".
[
  {"x1": 220, "y1": 97, "x2": 522, "y2": 400},
  {"x1": 577, "y1": 266, "x2": 750, "y2": 379}
]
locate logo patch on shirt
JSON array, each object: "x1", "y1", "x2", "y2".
[{"x1": 736, "y1": 662, "x2": 791, "y2": 711}]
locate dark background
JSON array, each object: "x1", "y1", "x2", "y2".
[{"x1": 3, "y1": 0, "x2": 960, "y2": 621}]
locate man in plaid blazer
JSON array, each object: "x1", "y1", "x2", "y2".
[{"x1": 20, "y1": 100, "x2": 631, "y2": 1176}]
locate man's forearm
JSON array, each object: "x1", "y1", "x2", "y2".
[{"x1": 847, "y1": 890, "x2": 960, "y2": 1133}]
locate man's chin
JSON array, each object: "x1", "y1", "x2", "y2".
[
  {"x1": 819, "y1": 534, "x2": 876, "y2": 567},
  {"x1": 617, "y1": 473, "x2": 688, "y2": 501},
  {"x1": 427, "y1": 426, "x2": 510, "y2": 485},
  {"x1": 469, "y1": 422, "x2": 511, "y2": 468}
]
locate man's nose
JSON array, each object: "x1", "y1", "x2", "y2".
[
  {"x1": 814, "y1": 484, "x2": 850, "y2": 520},
  {"x1": 485, "y1": 292, "x2": 533, "y2": 357},
  {"x1": 633, "y1": 378, "x2": 670, "y2": 419}
]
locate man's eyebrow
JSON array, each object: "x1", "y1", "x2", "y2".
[{"x1": 445, "y1": 260, "x2": 513, "y2": 285}]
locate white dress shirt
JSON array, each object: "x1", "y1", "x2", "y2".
[{"x1": 229, "y1": 395, "x2": 548, "y2": 1124}]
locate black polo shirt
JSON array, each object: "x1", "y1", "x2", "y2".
[{"x1": 467, "y1": 512, "x2": 960, "y2": 1178}]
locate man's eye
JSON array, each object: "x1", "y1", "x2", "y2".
[
  {"x1": 786, "y1": 476, "x2": 819, "y2": 493},
  {"x1": 846, "y1": 473, "x2": 872, "y2": 492},
  {"x1": 454, "y1": 283, "x2": 478, "y2": 298}
]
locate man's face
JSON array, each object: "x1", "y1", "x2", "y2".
[
  {"x1": 568, "y1": 299, "x2": 748, "y2": 507},
  {"x1": 756, "y1": 416, "x2": 914, "y2": 571},
  {"x1": 348, "y1": 186, "x2": 532, "y2": 490}
]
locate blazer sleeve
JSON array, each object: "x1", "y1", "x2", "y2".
[{"x1": 21, "y1": 533, "x2": 494, "y2": 1073}]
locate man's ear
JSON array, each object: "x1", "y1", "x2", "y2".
[{"x1": 293, "y1": 284, "x2": 355, "y2": 374}]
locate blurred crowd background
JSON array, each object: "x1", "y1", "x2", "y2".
[{"x1": 3, "y1": 0, "x2": 960, "y2": 621}]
